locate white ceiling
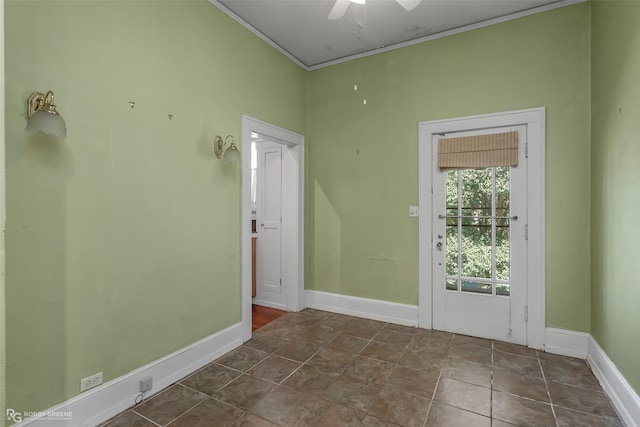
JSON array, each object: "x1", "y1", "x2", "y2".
[{"x1": 211, "y1": 0, "x2": 578, "y2": 70}]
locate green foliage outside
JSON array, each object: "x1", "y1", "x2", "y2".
[{"x1": 445, "y1": 167, "x2": 511, "y2": 295}]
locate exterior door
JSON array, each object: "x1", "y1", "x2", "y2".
[
  {"x1": 432, "y1": 126, "x2": 528, "y2": 344},
  {"x1": 256, "y1": 142, "x2": 285, "y2": 309}
]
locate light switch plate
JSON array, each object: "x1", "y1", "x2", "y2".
[{"x1": 409, "y1": 206, "x2": 419, "y2": 217}]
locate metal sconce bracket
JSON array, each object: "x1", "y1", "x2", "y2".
[
  {"x1": 214, "y1": 135, "x2": 234, "y2": 159},
  {"x1": 27, "y1": 91, "x2": 60, "y2": 118},
  {"x1": 27, "y1": 92, "x2": 47, "y2": 118}
]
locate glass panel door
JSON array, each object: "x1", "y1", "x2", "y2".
[{"x1": 432, "y1": 126, "x2": 527, "y2": 344}]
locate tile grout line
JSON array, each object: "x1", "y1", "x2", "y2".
[
  {"x1": 240, "y1": 312, "x2": 331, "y2": 425},
  {"x1": 181, "y1": 338, "x2": 307, "y2": 424},
  {"x1": 113, "y1": 312, "x2": 562, "y2": 426},
  {"x1": 368, "y1": 323, "x2": 407, "y2": 420},
  {"x1": 186, "y1": 326, "x2": 550, "y2": 426},
  {"x1": 537, "y1": 350, "x2": 560, "y2": 427},
  {"x1": 299, "y1": 321, "x2": 394, "y2": 420},
  {"x1": 276, "y1": 343, "x2": 325, "y2": 386},
  {"x1": 490, "y1": 340, "x2": 494, "y2": 423},
  {"x1": 287, "y1": 313, "x2": 344, "y2": 427},
  {"x1": 122, "y1": 312, "x2": 619, "y2": 427},
  {"x1": 154, "y1": 316, "x2": 610, "y2": 426},
  {"x1": 129, "y1": 410, "x2": 163, "y2": 427},
  {"x1": 163, "y1": 383, "x2": 213, "y2": 426},
  {"x1": 177, "y1": 380, "x2": 247, "y2": 413},
  {"x1": 421, "y1": 332, "x2": 454, "y2": 427},
  {"x1": 359, "y1": 322, "x2": 422, "y2": 422},
  {"x1": 162, "y1": 397, "x2": 212, "y2": 427}
]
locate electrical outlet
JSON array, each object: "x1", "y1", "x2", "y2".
[
  {"x1": 139, "y1": 376, "x2": 152, "y2": 393},
  {"x1": 80, "y1": 372, "x2": 103, "y2": 392}
]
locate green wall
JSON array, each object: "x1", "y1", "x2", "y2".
[
  {"x1": 591, "y1": 1, "x2": 640, "y2": 394},
  {"x1": 4, "y1": 0, "x2": 305, "y2": 415},
  {"x1": 306, "y1": 4, "x2": 592, "y2": 332}
]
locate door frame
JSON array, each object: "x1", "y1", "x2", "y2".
[
  {"x1": 418, "y1": 108, "x2": 546, "y2": 349},
  {"x1": 241, "y1": 116, "x2": 305, "y2": 341}
]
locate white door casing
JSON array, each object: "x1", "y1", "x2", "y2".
[
  {"x1": 418, "y1": 108, "x2": 545, "y2": 349},
  {"x1": 431, "y1": 126, "x2": 527, "y2": 344},
  {"x1": 241, "y1": 116, "x2": 304, "y2": 342},
  {"x1": 255, "y1": 142, "x2": 285, "y2": 308}
]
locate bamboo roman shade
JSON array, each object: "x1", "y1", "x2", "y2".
[{"x1": 438, "y1": 131, "x2": 519, "y2": 170}]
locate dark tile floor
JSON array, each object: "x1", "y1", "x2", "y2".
[{"x1": 102, "y1": 309, "x2": 623, "y2": 427}]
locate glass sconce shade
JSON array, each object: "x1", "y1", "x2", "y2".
[
  {"x1": 223, "y1": 142, "x2": 241, "y2": 164},
  {"x1": 25, "y1": 91, "x2": 67, "y2": 139},
  {"x1": 212, "y1": 134, "x2": 240, "y2": 165},
  {"x1": 25, "y1": 109, "x2": 67, "y2": 139}
]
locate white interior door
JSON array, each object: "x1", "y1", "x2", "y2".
[
  {"x1": 256, "y1": 142, "x2": 285, "y2": 309},
  {"x1": 432, "y1": 126, "x2": 528, "y2": 344}
]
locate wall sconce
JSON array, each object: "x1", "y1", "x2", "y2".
[
  {"x1": 213, "y1": 135, "x2": 241, "y2": 164},
  {"x1": 25, "y1": 90, "x2": 67, "y2": 139}
]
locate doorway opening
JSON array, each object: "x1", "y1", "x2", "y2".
[
  {"x1": 418, "y1": 108, "x2": 546, "y2": 349},
  {"x1": 241, "y1": 116, "x2": 304, "y2": 341},
  {"x1": 252, "y1": 305, "x2": 287, "y2": 331}
]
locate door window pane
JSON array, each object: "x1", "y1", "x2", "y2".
[
  {"x1": 461, "y1": 281, "x2": 492, "y2": 294},
  {"x1": 496, "y1": 226, "x2": 510, "y2": 281},
  {"x1": 495, "y1": 166, "x2": 510, "y2": 280},
  {"x1": 445, "y1": 170, "x2": 459, "y2": 276},
  {"x1": 446, "y1": 170, "x2": 458, "y2": 209},
  {"x1": 446, "y1": 279, "x2": 458, "y2": 291},
  {"x1": 446, "y1": 224, "x2": 458, "y2": 276},
  {"x1": 461, "y1": 225, "x2": 492, "y2": 278},
  {"x1": 495, "y1": 167, "x2": 510, "y2": 217},
  {"x1": 496, "y1": 284, "x2": 511, "y2": 297},
  {"x1": 459, "y1": 168, "x2": 493, "y2": 278},
  {"x1": 462, "y1": 168, "x2": 492, "y2": 215}
]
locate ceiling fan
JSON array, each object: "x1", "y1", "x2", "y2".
[{"x1": 328, "y1": 0, "x2": 422, "y2": 20}]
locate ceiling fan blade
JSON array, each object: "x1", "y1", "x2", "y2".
[
  {"x1": 396, "y1": 0, "x2": 421, "y2": 11},
  {"x1": 328, "y1": 0, "x2": 351, "y2": 20}
]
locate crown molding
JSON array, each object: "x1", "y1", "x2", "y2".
[{"x1": 209, "y1": 0, "x2": 587, "y2": 71}]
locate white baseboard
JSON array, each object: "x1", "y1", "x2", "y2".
[
  {"x1": 544, "y1": 327, "x2": 589, "y2": 359},
  {"x1": 588, "y1": 336, "x2": 640, "y2": 427},
  {"x1": 542, "y1": 328, "x2": 639, "y2": 426},
  {"x1": 13, "y1": 323, "x2": 243, "y2": 427},
  {"x1": 252, "y1": 298, "x2": 287, "y2": 311},
  {"x1": 304, "y1": 290, "x2": 419, "y2": 327}
]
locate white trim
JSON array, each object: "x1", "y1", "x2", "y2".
[
  {"x1": 418, "y1": 108, "x2": 546, "y2": 349},
  {"x1": 304, "y1": 290, "x2": 419, "y2": 327},
  {"x1": 207, "y1": 0, "x2": 307, "y2": 70},
  {"x1": 588, "y1": 336, "x2": 640, "y2": 427},
  {"x1": 418, "y1": 121, "x2": 433, "y2": 331},
  {"x1": 241, "y1": 116, "x2": 305, "y2": 342},
  {"x1": 209, "y1": 0, "x2": 585, "y2": 71},
  {"x1": 544, "y1": 327, "x2": 589, "y2": 359},
  {"x1": 541, "y1": 329, "x2": 640, "y2": 426},
  {"x1": 11, "y1": 323, "x2": 243, "y2": 427},
  {"x1": 251, "y1": 298, "x2": 287, "y2": 311}
]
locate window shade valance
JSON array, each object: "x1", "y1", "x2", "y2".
[{"x1": 438, "y1": 131, "x2": 519, "y2": 170}]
